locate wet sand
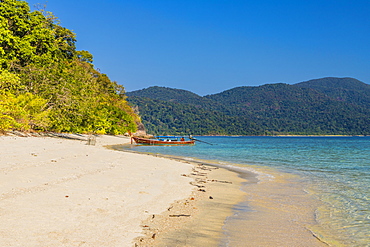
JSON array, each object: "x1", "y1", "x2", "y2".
[
  {"x1": 221, "y1": 166, "x2": 329, "y2": 246},
  {"x1": 133, "y1": 163, "x2": 247, "y2": 246},
  {"x1": 121, "y1": 146, "x2": 328, "y2": 246}
]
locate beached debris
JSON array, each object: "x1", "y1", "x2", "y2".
[
  {"x1": 194, "y1": 179, "x2": 207, "y2": 183},
  {"x1": 191, "y1": 171, "x2": 207, "y2": 176},
  {"x1": 208, "y1": 179, "x2": 232, "y2": 184},
  {"x1": 189, "y1": 182, "x2": 205, "y2": 188},
  {"x1": 197, "y1": 164, "x2": 219, "y2": 171},
  {"x1": 169, "y1": 214, "x2": 191, "y2": 217},
  {"x1": 191, "y1": 173, "x2": 206, "y2": 176},
  {"x1": 87, "y1": 135, "x2": 96, "y2": 145}
]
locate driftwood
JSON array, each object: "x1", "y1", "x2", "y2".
[{"x1": 169, "y1": 214, "x2": 191, "y2": 217}]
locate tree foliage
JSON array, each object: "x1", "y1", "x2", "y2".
[
  {"x1": 128, "y1": 96, "x2": 263, "y2": 136},
  {"x1": 0, "y1": 0, "x2": 138, "y2": 134},
  {"x1": 127, "y1": 78, "x2": 370, "y2": 136}
]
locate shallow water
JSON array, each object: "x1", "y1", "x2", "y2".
[{"x1": 118, "y1": 136, "x2": 370, "y2": 246}]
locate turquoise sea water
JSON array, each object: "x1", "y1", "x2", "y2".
[{"x1": 119, "y1": 136, "x2": 369, "y2": 246}]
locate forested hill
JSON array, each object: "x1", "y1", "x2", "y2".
[
  {"x1": 295, "y1": 77, "x2": 370, "y2": 107},
  {"x1": 127, "y1": 77, "x2": 370, "y2": 135},
  {"x1": 128, "y1": 86, "x2": 224, "y2": 110},
  {"x1": 0, "y1": 0, "x2": 139, "y2": 134}
]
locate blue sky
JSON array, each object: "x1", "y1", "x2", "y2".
[{"x1": 26, "y1": 0, "x2": 370, "y2": 95}]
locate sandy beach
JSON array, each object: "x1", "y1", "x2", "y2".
[
  {"x1": 0, "y1": 134, "x2": 246, "y2": 247},
  {"x1": 0, "y1": 135, "x2": 198, "y2": 246}
]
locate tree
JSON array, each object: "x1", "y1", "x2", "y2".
[{"x1": 0, "y1": 0, "x2": 139, "y2": 134}]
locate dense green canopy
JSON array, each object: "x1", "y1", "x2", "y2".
[
  {"x1": 127, "y1": 78, "x2": 370, "y2": 136},
  {"x1": 0, "y1": 0, "x2": 139, "y2": 134}
]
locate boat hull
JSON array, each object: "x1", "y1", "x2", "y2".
[{"x1": 132, "y1": 137, "x2": 195, "y2": 145}]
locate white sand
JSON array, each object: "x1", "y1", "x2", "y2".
[{"x1": 0, "y1": 135, "x2": 194, "y2": 246}]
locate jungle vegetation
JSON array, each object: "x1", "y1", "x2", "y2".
[
  {"x1": 127, "y1": 78, "x2": 370, "y2": 136},
  {"x1": 0, "y1": 0, "x2": 139, "y2": 134}
]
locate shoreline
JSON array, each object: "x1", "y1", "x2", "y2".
[
  {"x1": 108, "y1": 144, "x2": 250, "y2": 246},
  {"x1": 114, "y1": 144, "x2": 329, "y2": 246},
  {"x1": 197, "y1": 134, "x2": 366, "y2": 137},
  {"x1": 1, "y1": 134, "x2": 332, "y2": 246},
  {"x1": 132, "y1": 162, "x2": 247, "y2": 246},
  {"x1": 0, "y1": 134, "x2": 250, "y2": 246}
]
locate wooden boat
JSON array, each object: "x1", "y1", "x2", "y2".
[{"x1": 131, "y1": 136, "x2": 195, "y2": 145}]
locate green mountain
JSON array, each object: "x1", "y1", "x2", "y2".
[
  {"x1": 129, "y1": 96, "x2": 262, "y2": 135},
  {"x1": 127, "y1": 77, "x2": 370, "y2": 136},
  {"x1": 128, "y1": 86, "x2": 226, "y2": 111},
  {"x1": 128, "y1": 86, "x2": 204, "y2": 105},
  {"x1": 295, "y1": 77, "x2": 370, "y2": 107}
]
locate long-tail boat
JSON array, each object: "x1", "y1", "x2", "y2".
[{"x1": 131, "y1": 136, "x2": 195, "y2": 145}]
